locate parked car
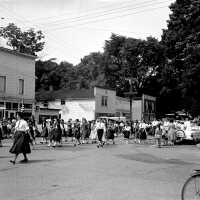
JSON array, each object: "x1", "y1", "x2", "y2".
[
  {"x1": 175, "y1": 129, "x2": 185, "y2": 142},
  {"x1": 185, "y1": 124, "x2": 200, "y2": 142}
]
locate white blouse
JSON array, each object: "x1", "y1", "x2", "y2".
[
  {"x1": 95, "y1": 122, "x2": 106, "y2": 132},
  {"x1": 15, "y1": 119, "x2": 29, "y2": 132}
]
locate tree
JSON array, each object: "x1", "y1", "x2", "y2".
[
  {"x1": 76, "y1": 52, "x2": 107, "y2": 89},
  {"x1": 0, "y1": 23, "x2": 45, "y2": 55},
  {"x1": 35, "y1": 59, "x2": 76, "y2": 91},
  {"x1": 161, "y1": 0, "x2": 200, "y2": 116},
  {"x1": 104, "y1": 33, "x2": 165, "y2": 97}
]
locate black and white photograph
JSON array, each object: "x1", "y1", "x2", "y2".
[{"x1": 0, "y1": 0, "x2": 200, "y2": 199}]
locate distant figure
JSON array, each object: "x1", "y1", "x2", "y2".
[
  {"x1": 0, "y1": 122, "x2": 3, "y2": 147},
  {"x1": 95, "y1": 119, "x2": 106, "y2": 148},
  {"x1": 123, "y1": 122, "x2": 131, "y2": 144},
  {"x1": 41, "y1": 119, "x2": 48, "y2": 144},
  {"x1": 73, "y1": 119, "x2": 81, "y2": 146},
  {"x1": 155, "y1": 123, "x2": 162, "y2": 148},
  {"x1": 89, "y1": 120, "x2": 97, "y2": 143},
  {"x1": 81, "y1": 118, "x2": 89, "y2": 144},
  {"x1": 106, "y1": 120, "x2": 115, "y2": 144},
  {"x1": 168, "y1": 119, "x2": 176, "y2": 146}
]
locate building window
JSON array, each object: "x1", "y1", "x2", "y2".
[
  {"x1": 24, "y1": 104, "x2": 32, "y2": 109},
  {"x1": 0, "y1": 76, "x2": 6, "y2": 92},
  {"x1": 13, "y1": 103, "x2": 18, "y2": 110},
  {"x1": 6, "y1": 102, "x2": 12, "y2": 110},
  {"x1": 101, "y1": 96, "x2": 108, "y2": 107},
  {"x1": 61, "y1": 100, "x2": 65, "y2": 105},
  {"x1": 19, "y1": 79, "x2": 24, "y2": 95},
  {"x1": 43, "y1": 101, "x2": 48, "y2": 107}
]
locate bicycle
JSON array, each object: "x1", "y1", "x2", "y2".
[{"x1": 181, "y1": 170, "x2": 200, "y2": 200}]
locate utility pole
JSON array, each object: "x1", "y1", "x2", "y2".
[{"x1": 124, "y1": 78, "x2": 137, "y2": 121}]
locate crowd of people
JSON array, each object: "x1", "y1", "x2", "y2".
[{"x1": 0, "y1": 112, "x2": 197, "y2": 164}]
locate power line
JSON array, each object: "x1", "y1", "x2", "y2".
[
  {"x1": 0, "y1": 3, "x2": 85, "y2": 58},
  {"x1": 69, "y1": 26, "x2": 154, "y2": 36},
  {"x1": 33, "y1": 0, "x2": 171, "y2": 29},
  {"x1": 22, "y1": 0, "x2": 141, "y2": 23},
  {"x1": 45, "y1": 4, "x2": 171, "y2": 32}
]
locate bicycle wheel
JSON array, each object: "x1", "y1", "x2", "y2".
[{"x1": 182, "y1": 174, "x2": 200, "y2": 200}]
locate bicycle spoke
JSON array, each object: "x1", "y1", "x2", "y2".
[{"x1": 182, "y1": 175, "x2": 200, "y2": 200}]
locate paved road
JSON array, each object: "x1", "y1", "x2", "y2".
[{"x1": 0, "y1": 138, "x2": 200, "y2": 200}]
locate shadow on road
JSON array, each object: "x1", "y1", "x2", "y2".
[
  {"x1": 0, "y1": 155, "x2": 13, "y2": 159},
  {"x1": 117, "y1": 153, "x2": 197, "y2": 165},
  {"x1": 18, "y1": 159, "x2": 55, "y2": 164}
]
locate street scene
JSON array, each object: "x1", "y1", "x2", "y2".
[
  {"x1": 0, "y1": 0, "x2": 200, "y2": 199},
  {"x1": 1, "y1": 137, "x2": 200, "y2": 200}
]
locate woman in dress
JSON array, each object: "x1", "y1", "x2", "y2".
[
  {"x1": 73, "y1": 119, "x2": 81, "y2": 146},
  {"x1": 60, "y1": 119, "x2": 67, "y2": 142},
  {"x1": 89, "y1": 120, "x2": 97, "y2": 143},
  {"x1": 67, "y1": 119, "x2": 73, "y2": 142},
  {"x1": 168, "y1": 119, "x2": 177, "y2": 146},
  {"x1": 41, "y1": 119, "x2": 48, "y2": 144},
  {"x1": 54, "y1": 119, "x2": 62, "y2": 147},
  {"x1": 106, "y1": 120, "x2": 115, "y2": 144},
  {"x1": 0, "y1": 121, "x2": 3, "y2": 147},
  {"x1": 9, "y1": 112, "x2": 32, "y2": 164},
  {"x1": 95, "y1": 119, "x2": 106, "y2": 148},
  {"x1": 154, "y1": 123, "x2": 162, "y2": 148},
  {"x1": 81, "y1": 118, "x2": 89, "y2": 144},
  {"x1": 48, "y1": 120, "x2": 55, "y2": 147},
  {"x1": 123, "y1": 122, "x2": 131, "y2": 144}
]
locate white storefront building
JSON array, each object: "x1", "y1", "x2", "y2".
[{"x1": 36, "y1": 86, "x2": 156, "y2": 123}]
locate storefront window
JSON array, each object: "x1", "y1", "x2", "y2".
[
  {"x1": 13, "y1": 103, "x2": 18, "y2": 110},
  {"x1": 6, "y1": 102, "x2": 12, "y2": 110}
]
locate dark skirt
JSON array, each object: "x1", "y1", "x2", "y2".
[
  {"x1": 97, "y1": 129, "x2": 104, "y2": 141},
  {"x1": 9, "y1": 131, "x2": 31, "y2": 154},
  {"x1": 123, "y1": 130, "x2": 130, "y2": 139},
  {"x1": 41, "y1": 127, "x2": 48, "y2": 138},
  {"x1": 67, "y1": 129, "x2": 73, "y2": 137},
  {"x1": 0, "y1": 128, "x2": 3, "y2": 140},
  {"x1": 49, "y1": 128, "x2": 55, "y2": 141},
  {"x1": 82, "y1": 129, "x2": 90, "y2": 139},
  {"x1": 54, "y1": 129, "x2": 62, "y2": 142},
  {"x1": 74, "y1": 130, "x2": 81, "y2": 139},
  {"x1": 139, "y1": 129, "x2": 147, "y2": 140},
  {"x1": 62, "y1": 128, "x2": 67, "y2": 137},
  {"x1": 107, "y1": 129, "x2": 115, "y2": 140},
  {"x1": 29, "y1": 127, "x2": 35, "y2": 139}
]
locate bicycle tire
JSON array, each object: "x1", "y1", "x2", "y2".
[{"x1": 181, "y1": 174, "x2": 200, "y2": 200}]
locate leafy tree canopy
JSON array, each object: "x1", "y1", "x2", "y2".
[{"x1": 0, "y1": 23, "x2": 45, "y2": 56}]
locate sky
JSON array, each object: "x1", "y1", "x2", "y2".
[{"x1": 0, "y1": 0, "x2": 174, "y2": 64}]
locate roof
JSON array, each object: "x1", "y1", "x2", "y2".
[
  {"x1": 36, "y1": 88, "x2": 95, "y2": 101},
  {"x1": 95, "y1": 85, "x2": 115, "y2": 91},
  {"x1": 116, "y1": 96, "x2": 142, "y2": 101},
  {"x1": 0, "y1": 46, "x2": 36, "y2": 59}
]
